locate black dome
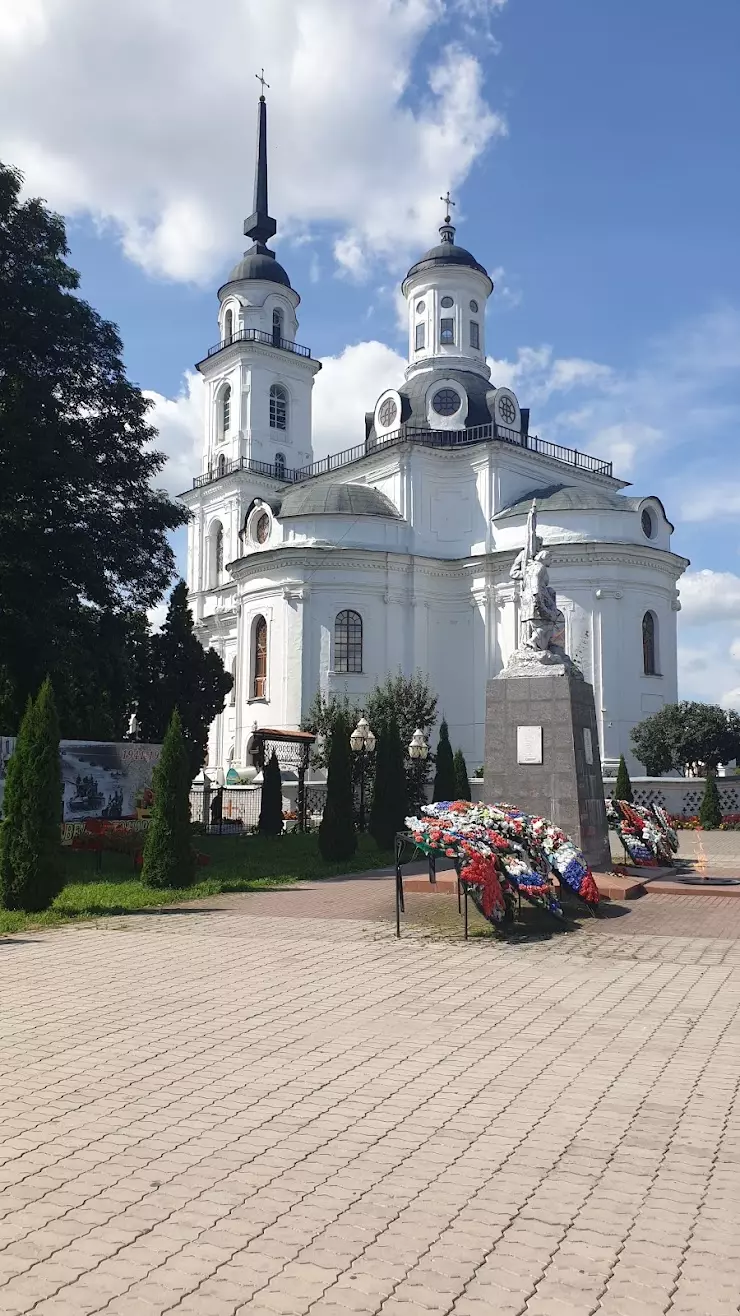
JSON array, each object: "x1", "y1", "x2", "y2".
[
  {"x1": 220, "y1": 247, "x2": 291, "y2": 292},
  {"x1": 403, "y1": 242, "x2": 492, "y2": 293}
]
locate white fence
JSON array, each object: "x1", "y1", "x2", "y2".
[{"x1": 601, "y1": 776, "x2": 740, "y2": 818}]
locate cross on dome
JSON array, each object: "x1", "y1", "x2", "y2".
[{"x1": 440, "y1": 190, "x2": 456, "y2": 224}]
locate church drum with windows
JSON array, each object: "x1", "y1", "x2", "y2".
[{"x1": 180, "y1": 91, "x2": 688, "y2": 780}]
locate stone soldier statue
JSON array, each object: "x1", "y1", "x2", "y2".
[{"x1": 520, "y1": 549, "x2": 559, "y2": 651}]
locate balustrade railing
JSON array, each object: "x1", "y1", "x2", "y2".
[{"x1": 192, "y1": 421, "x2": 612, "y2": 490}]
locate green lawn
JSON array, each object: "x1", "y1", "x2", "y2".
[{"x1": 0, "y1": 833, "x2": 394, "y2": 936}]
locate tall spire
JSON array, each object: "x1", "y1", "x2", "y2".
[{"x1": 243, "y1": 72, "x2": 277, "y2": 250}]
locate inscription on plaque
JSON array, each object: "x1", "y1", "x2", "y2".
[
  {"x1": 583, "y1": 727, "x2": 594, "y2": 765},
  {"x1": 517, "y1": 725, "x2": 543, "y2": 765}
]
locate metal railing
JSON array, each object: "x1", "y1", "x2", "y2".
[
  {"x1": 192, "y1": 420, "x2": 613, "y2": 490},
  {"x1": 192, "y1": 455, "x2": 303, "y2": 489},
  {"x1": 204, "y1": 328, "x2": 311, "y2": 360}
]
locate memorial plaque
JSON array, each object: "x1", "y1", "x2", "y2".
[
  {"x1": 583, "y1": 727, "x2": 594, "y2": 765},
  {"x1": 517, "y1": 725, "x2": 543, "y2": 765}
]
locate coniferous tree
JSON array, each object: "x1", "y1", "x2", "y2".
[
  {"x1": 319, "y1": 715, "x2": 357, "y2": 861},
  {"x1": 699, "y1": 772, "x2": 723, "y2": 830},
  {"x1": 613, "y1": 754, "x2": 633, "y2": 803},
  {"x1": 258, "y1": 752, "x2": 284, "y2": 837},
  {"x1": 432, "y1": 720, "x2": 457, "y2": 802},
  {"x1": 141, "y1": 710, "x2": 195, "y2": 889},
  {"x1": 136, "y1": 582, "x2": 232, "y2": 778},
  {"x1": 0, "y1": 679, "x2": 63, "y2": 912},
  {"x1": 369, "y1": 717, "x2": 408, "y2": 851},
  {"x1": 0, "y1": 163, "x2": 187, "y2": 729},
  {"x1": 453, "y1": 748, "x2": 472, "y2": 802}
]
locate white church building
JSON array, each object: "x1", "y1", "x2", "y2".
[{"x1": 181, "y1": 91, "x2": 688, "y2": 777}]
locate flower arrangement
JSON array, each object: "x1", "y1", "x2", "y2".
[
  {"x1": 405, "y1": 799, "x2": 601, "y2": 930},
  {"x1": 607, "y1": 800, "x2": 679, "y2": 866},
  {"x1": 669, "y1": 812, "x2": 740, "y2": 831}
]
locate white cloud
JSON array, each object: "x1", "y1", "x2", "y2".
[
  {"x1": 145, "y1": 371, "x2": 204, "y2": 498},
  {"x1": 488, "y1": 308, "x2": 740, "y2": 476},
  {"x1": 0, "y1": 0, "x2": 506, "y2": 282},
  {"x1": 312, "y1": 341, "x2": 406, "y2": 461},
  {"x1": 679, "y1": 570, "x2": 740, "y2": 625}
]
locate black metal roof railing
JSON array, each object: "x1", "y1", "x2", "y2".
[
  {"x1": 204, "y1": 328, "x2": 311, "y2": 360},
  {"x1": 191, "y1": 421, "x2": 613, "y2": 490}
]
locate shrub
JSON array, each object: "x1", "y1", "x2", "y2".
[
  {"x1": 613, "y1": 754, "x2": 633, "y2": 803},
  {"x1": 0, "y1": 678, "x2": 64, "y2": 912},
  {"x1": 369, "y1": 716, "x2": 408, "y2": 851},
  {"x1": 258, "y1": 751, "x2": 283, "y2": 836},
  {"x1": 698, "y1": 773, "x2": 722, "y2": 830},
  {"x1": 432, "y1": 720, "x2": 456, "y2": 802},
  {"x1": 141, "y1": 709, "x2": 195, "y2": 888},
  {"x1": 453, "y1": 748, "x2": 472, "y2": 802},
  {"x1": 319, "y1": 713, "x2": 357, "y2": 862}
]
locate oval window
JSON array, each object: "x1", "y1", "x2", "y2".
[
  {"x1": 641, "y1": 508, "x2": 654, "y2": 538},
  {"x1": 416, "y1": 300, "x2": 426, "y2": 314},
  {"x1": 469, "y1": 299, "x2": 479, "y2": 313},
  {"x1": 378, "y1": 397, "x2": 398, "y2": 429},
  {"x1": 432, "y1": 388, "x2": 461, "y2": 417},
  {"x1": 440, "y1": 295, "x2": 454, "y2": 308}
]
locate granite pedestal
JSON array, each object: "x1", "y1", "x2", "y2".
[{"x1": 485, "y1": 665, "x2": 611, "y2": 870}]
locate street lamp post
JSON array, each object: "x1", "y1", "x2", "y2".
[
  {"x1": 350, "y1": 715, "x2": 376, "y2": 831},
  {"x1": 407, "y1": 728, "x2": 429, "y2": 762}
]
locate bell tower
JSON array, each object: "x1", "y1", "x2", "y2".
[{"x1": 182, "y1": 78, "x2": 321, "y2": 611}]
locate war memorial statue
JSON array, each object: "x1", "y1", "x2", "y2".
[{"x1": 485, "y1": 501, "x2": 611, "y2": 867}]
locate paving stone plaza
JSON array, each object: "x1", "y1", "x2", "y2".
[{"x1": 2, "y1": 851, "x2": 740, "y2": 1316}]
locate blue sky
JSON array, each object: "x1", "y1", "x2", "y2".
[{"x1": 2, "y1": 0, "x2": 739, "y2": 702}]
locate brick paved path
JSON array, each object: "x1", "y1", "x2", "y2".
[{"x1": 2, "y1": 881, "x2": 740, "y2": 1316}]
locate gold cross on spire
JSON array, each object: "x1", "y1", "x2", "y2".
[
  {"x1": 255, "y1": 68, "x2": 270, "y2": 98},
  {"x1": 440, "y1": 190, "x2": 456, "y2": 223}
]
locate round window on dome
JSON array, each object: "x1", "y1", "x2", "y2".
[
  {"x1": 469, "y1": 299, "x2": 479, "y2": 313},
  {"x1": 416, "y1": 300, "x2": 425, "y2": 314},
  {"x1": 432, "y1": 388, "x2": 461, "y2": 417},
  {"x1": 255, "y1": 513, "x2": 270, "y2": 545},
  {"x1": 378, "y1": 397, "x2": 398, "y2": 429},
  {"x1": 440, "y1": 296, "x2": 454, "y2": 308},
  {"x1": 641, "y1": 508, "x2": 654, "y2": 539}
]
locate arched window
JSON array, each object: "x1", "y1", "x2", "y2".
[
  {"x1": 274, "y1": 451, "x2": 286, "y2": 479},
  {"x1": 223, "y1": 309, "x2": 233, "y2": 344},
  {"x1": 269, "y1": 384, "x2": 287, "y2": 430},
  {"x1": 335, "y1": 610, "x2": 363, "y2": 674},
  {"x1": 221, "y1": 384, "x2": 231, "y2": 434},
  {"x1": 253, "y1": 617, "x2": 267, "y2": 698},
  {"x1": 230, "y1": 656, "x2": 237, "y2": 705},
  {"x1": 272, "y1": 308, "x2": 283, "y2": 346},
  {"x1": 216, "y1": 453, "x2": 226, "y2": 477},
  {"x1": 643, "y1": 611, "x2": 657, "y2": 675}
]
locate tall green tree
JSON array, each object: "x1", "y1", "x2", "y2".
[
  {"x1": 432, "y1": 720, "x2": 457, "y2": 802},
  {"x1": 631, "y1": 702, "x2": 740, "y2": 776},
  {"x1": 137, "y1": 582, "x2": 232, "y2": 777},
  {"x1": 258, "y1": 752, "x2": 283, "y2": 836},
  {"x1": 613, "y1": 754, "x2": 634, "y2": 803},
  {"x1": 453, "y1": 748, "x2": 472, "y2": 802},
  {"x1": 0, "y1": 163, "x2": 187, "y2": 730},
  {"x1": 141, "y1": 710, "x2": 195, "y2": 889},
  {"x1": 369, "y1": 716, "x2": 408, "y2": 851},
  {"x1": 0, "y1": 678, "x2": 63, "y2": 912},
  {"x1": 699, "y1": 773, "x2": 723, "y2": 830},
  {"x1": 319, "y1": 713, "x2": 357, "y2": 862}
]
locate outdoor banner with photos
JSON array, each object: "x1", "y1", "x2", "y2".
[{"x1": 0, "y1": 738, "x2": 161, "y2": 823}]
